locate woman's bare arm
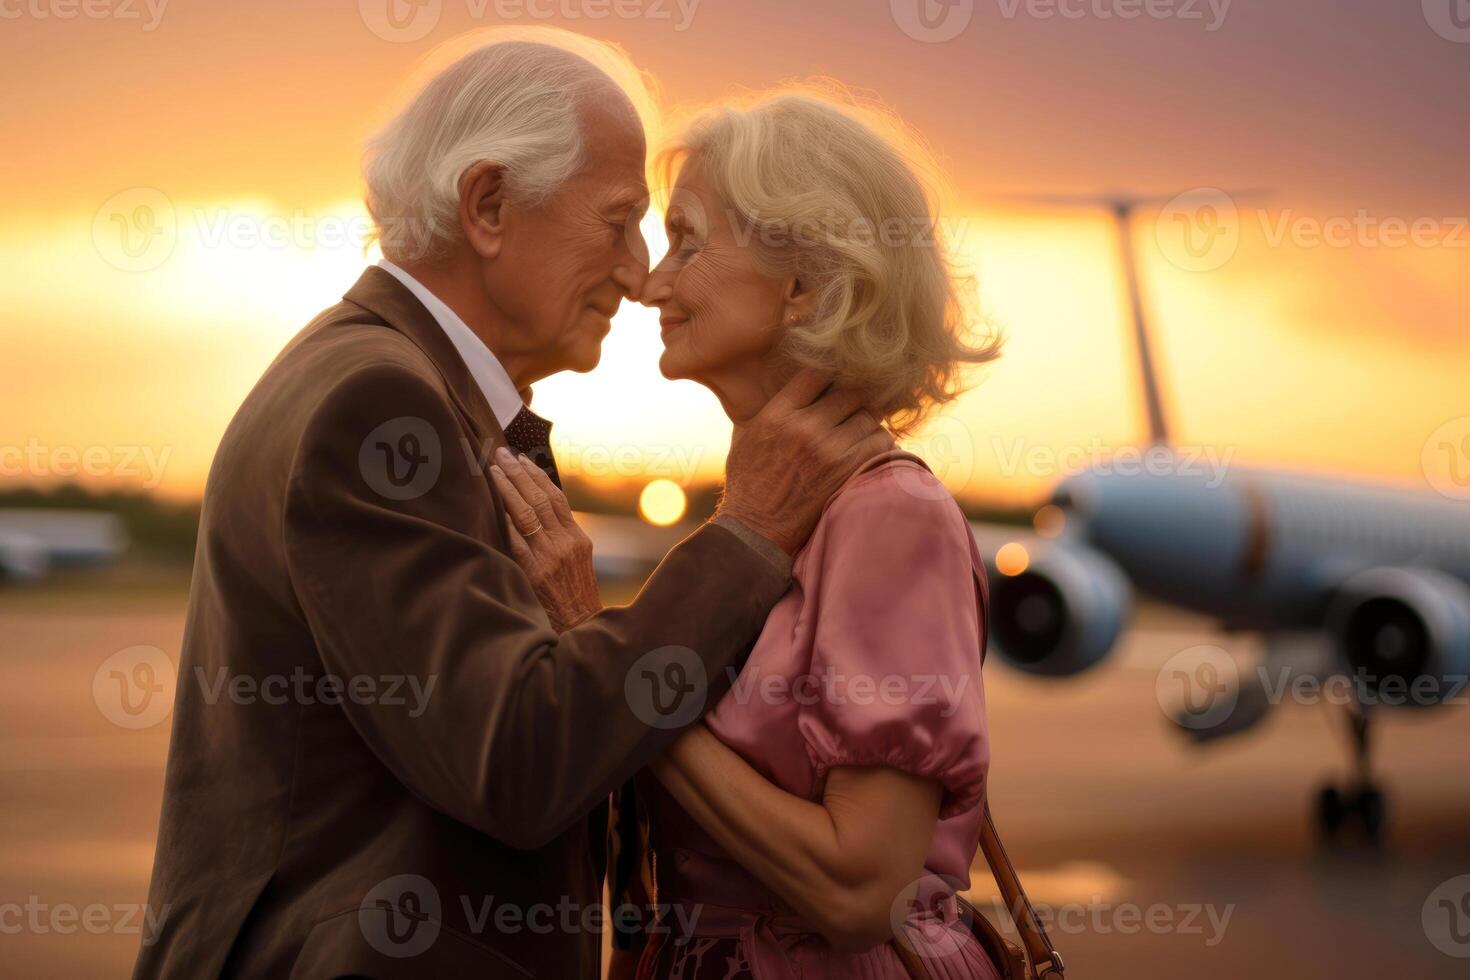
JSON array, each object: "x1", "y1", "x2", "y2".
[{"x1": 650, "y1": 723, "x2": 941, "y2": 953}]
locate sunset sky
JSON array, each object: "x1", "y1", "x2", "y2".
[{"x1": 3, "y1": 0, "x2": 1467, "y2": 506}]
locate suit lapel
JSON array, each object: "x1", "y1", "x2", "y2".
[{"x1": 342, "y1": 265, "x2": 508, "y2": 458}]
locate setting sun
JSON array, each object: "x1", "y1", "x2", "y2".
[{"x1": 637, "y1": 478, "x2": 687, "y2": 526}]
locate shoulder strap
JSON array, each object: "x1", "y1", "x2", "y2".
[
  {"x1": 968, "y1": 530, "x2": 1067, "y2": 979},
  {"x1": 978, "y1": 809, "x2": 1066, "y2": 978},
  {"x1": 856, "y1": 449, "x2": 1063, "y2": 978}
]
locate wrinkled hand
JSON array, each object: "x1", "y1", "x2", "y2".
[
  {"x1": 489, "y1": 447, "x2": 602, "y2": 632},
  {"x1": 721, "y1": 368, "x2": 895, "y2": 555}
]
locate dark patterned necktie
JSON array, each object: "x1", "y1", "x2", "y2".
[{"x1": 502, "y1": 406, "x2": 561, "y2": 489}]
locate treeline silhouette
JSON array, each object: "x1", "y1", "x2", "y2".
[{"x1": 0, "y1": 484, "x2": 200, "y2": 560}]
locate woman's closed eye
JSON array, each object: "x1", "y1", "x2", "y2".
[
  {"x1": 672, "y1": 233, "x2": 701, "y2": 263},
  {"x1": 663, "y1": 211, "x2": 704, "y2": 264},
  {"x1": 662, "y1": 224, "x2": 701, "y2": 262}
]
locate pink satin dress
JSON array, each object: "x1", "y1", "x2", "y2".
[{"x1": 637, "y1": 455, "x2": 1003, "y2": 980}]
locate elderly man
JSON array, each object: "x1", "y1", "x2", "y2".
[{"x1": 133, "y1": 32, "x2": 888, "y2": 980}]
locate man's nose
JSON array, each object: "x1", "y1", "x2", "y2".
[
  {"x1": 612, "y1": 224, "x2": 651, "y2": 302},
  {"x1": 612, "y1": 257, "x2": 648, "y2": 304}
]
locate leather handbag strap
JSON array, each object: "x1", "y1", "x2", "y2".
[
  {"x1": 966, "y1": 513, "x2": 1066, "y2": 979},
  {"x1": 859, "y1": 448, "x2": 1066, "y2": 979},
  {"x1": 978, "y1": 808, "x2": 1066, "y2": 979}
]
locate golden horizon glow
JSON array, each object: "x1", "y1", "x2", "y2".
[{"x1": 5, "y1": 198, "x2": 1467, "y2": 505}]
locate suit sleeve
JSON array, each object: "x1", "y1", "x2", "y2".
[{"x1": 282, "y1": 363, "x2": 790, "y2": 850}]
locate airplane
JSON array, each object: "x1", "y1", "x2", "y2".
[
  {"x1": 0, "y1": 509, "x2": 129, "y2": 581},
  {"x1": 978, "y1": 193, "x2": 1470, "y2": 841}
]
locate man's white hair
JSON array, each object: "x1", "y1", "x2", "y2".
[{"x1": 364, "y1": 28, "x2": 657, "y2": 263}]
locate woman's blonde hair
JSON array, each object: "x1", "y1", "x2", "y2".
[{"x1": 657, "y1": 81, "x2": 1000, "y2": 435}]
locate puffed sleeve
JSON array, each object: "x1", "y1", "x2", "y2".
[{"x1": 796, "y1": 463, "x2": 989, "y2": 819}]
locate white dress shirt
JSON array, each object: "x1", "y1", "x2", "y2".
[
  {"x1": 376, "y1": 263, "x2": 792, "y2": 575},
  {"x1": 376, "y1": 259, "x2": 525, "y2": 429}
]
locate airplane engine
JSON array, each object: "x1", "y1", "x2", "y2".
[
  {"x1": 988, "y1": 545, "x2": 1132, "y2": 676},
  {"x1": 1327, "y1": 566, "x2": 1470, "y2": 707}
]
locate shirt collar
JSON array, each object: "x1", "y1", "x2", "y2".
[{"x1": 375, "y1": 259, "x2": 525, "y2": 429}]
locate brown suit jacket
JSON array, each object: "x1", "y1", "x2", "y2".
[{"x1": 132, "y1": 267, "x2": 790, "y2": 979}]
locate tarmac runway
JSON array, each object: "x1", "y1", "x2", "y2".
[{"x1": 2, "y1": 580, "x2": 1467, "y2": 977}]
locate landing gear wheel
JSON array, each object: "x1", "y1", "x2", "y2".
[
  {"x1": 1317, "y1": 785, "x2": 1347, "y2": 838},
  {"x1": 1316, "y1": 707, "x2": 1388, "y2": 844},
  {"x1": 1357, "y1": 785, "x2": 1386, "y2": 843}
]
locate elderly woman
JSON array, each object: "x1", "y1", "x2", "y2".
[{"x1": 495, "y1": 87, "x2": 1003, "y2": 979}]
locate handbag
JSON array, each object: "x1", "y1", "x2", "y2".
[{"x1": 890, "y1": 805, "x2": 1066, "y2": 979}]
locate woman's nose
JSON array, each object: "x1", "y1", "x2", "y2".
[{"x1": 639, "y1": 265, "x2": 673, "y2": 307}]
